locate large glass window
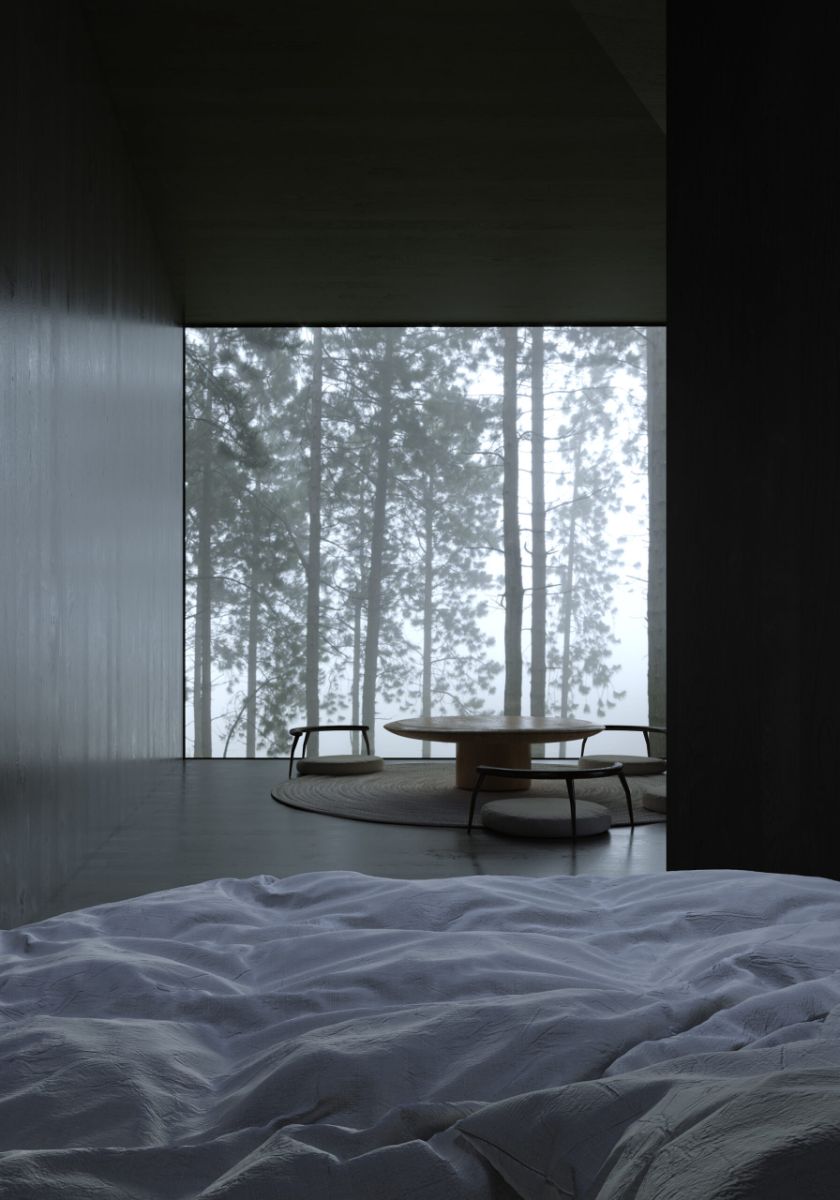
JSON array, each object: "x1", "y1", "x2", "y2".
[{"x1": 185, "y1": 327, "x2": 665, "y2": 758}]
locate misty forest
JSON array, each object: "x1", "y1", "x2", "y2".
[{"x1": 185, "y1": 326, "x2": 666, "y2": 758}]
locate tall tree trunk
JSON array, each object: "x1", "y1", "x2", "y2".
[
  {"x1": 245, "y1": 487, "x2": 261, "y2": 757},
  {"x1": 529, "y1": 327, "x2": 547, "y2": 752},
  {"x1": 558, "y1": 437, "x2": 582, "y2": 751},
  {"x1": 193, "y1": 331, "x2": 215, "y2": 757},
  {"x1": 361, "y1": 329, "x2": 396, "y2": 750},
  {"x1": 421, "y1": 474, "x2": 435, "y2": 756},
  {"x1": 305, "y1": 328, "x2": 323, "y2": 755},
  {"x1": 351, "y1": 572, "x2": 363, "y2": 754},
  {"x1": 646, "y1": 326, "x2": 667, "y2": 756},
  {"x1": 191, "y1": 626, "x2": 201, "y2": 756},
  {"x1": 502, "y1": 327, "x2": 523, "y2": 716}
]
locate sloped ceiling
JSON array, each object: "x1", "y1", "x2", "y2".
[
  {"x1": 80, "y1": 1, "x2": 665, "y2": 325},
  {"x1": 568, "y1": 0, "x2": 665, "y2": 133}
]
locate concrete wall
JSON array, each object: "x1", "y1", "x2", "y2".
[{"x1": 0, "y1": 3, "x2": 183, "y2": 925}]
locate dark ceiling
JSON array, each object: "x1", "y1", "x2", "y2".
[{"x1": 80, "y1": 1, "x2": 665, "y2": 326}]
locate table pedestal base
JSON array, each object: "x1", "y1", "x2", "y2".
[{"x1": 455, "y1": 737, "x2": 532, "y2": 790}]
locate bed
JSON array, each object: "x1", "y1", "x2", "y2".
[{"x1": 2, "y1": 868, "x2": 840, "y2": 1198}]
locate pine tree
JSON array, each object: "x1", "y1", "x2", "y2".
[
  {"x1": 186, "y1": 326, "x2": 305, "y2": 757},
  {"x1": 646, "y1": 326, "x2": 667, "y2": 752},
  {"x1": 185, "y1": 323, "x2": 653, "y2": 760},
  {"x1": 393, "y1": 355, "x2": 502, "y2": 749},
  {"x1": 542, "y1": 328, "x2": 639, "y2": 742},
  {"x1": 528, "y1": 327, "x2": 547, "y2": 751},
  {"x1": 305, "y1": 329, "x2": 323, "y2": 754},
  {"x1": 502, "y1": 327, "x2": 524, "y2": 715}
]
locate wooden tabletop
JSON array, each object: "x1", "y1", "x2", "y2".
[{"x1": 384, "y1": 715, "x2": 604, "y2": 743}]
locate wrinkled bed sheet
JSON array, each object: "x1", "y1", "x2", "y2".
[{"x1": 2, "y1": 869, "x2": 840, "y2": 1198}]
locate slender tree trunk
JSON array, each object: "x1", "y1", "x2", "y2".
[
  {"x1": 502, "y1": 327, "x2": 523, "y2": 716},
  {"x1": 305, "y1": 328, "x2": 323, "y2": 755},
  {"x1": 529, "y1": 327, "x2": 547, "y2": 752},
  {"x1": 646, "y1": 326, "x2": 667, "y2": 755},
  {"x1": 191, "y1": 631, "x2": 201, "y2": 756},
  {"x1": 245, "y1": 487, "x2": 261, "y2": 757},
  {"x1": 558, "y1": 437, "x2": 582, "y2": 750},
  {"x1": 351, "y1": 577, "x2": 363, "y2": 754},
  {"x1": 361, "y1": 329, "x2": 397, "y2": 749},
  {"x1": 421, "y1": 475, "x2": 435, "y2": 756},
  {"x1": 193, "y1": 331, "x2": 215, "y2": 757}
]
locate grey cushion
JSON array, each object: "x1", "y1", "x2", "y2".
[
  {"x1": 296, "y1": 754, "x2": 384, "y2": 776},
  {"x1": 642, "y1": 787, "x2": 667, "y2": 813},
  {"x1": 481, "y1": 797, "x2": 611, "y2": 838},
  {"x1": 580, "y1": 753, "x2": 666, "y2": 776}
]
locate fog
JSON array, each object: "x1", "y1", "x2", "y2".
[{"x1": 185, "y1": 326, "x2": 663, "y2": 762}]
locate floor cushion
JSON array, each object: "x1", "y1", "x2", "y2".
[
  {"x1": 580, "y1": 753, "x2": 666, "y2": 776},
  {"x1": 481, "y1": 797, "x2": 611, "y2": 838},
  {"x1": 296, "y1": 754, "x2": 384, "y2": 776},
  {"x1": 642, "y1": 788, "x2": 667, "y2": 814}
]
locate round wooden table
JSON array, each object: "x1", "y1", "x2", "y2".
[{"x1": 383, "y1": 715, "x2": 605, "y2": 790}]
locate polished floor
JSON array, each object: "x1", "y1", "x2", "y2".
[{"x1": 43, "y1": 760, "x2": 667, "y2": 920}]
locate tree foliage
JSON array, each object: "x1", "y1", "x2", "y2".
[{"x1": 184, "y1": 326, "x2": 656, "y2": 756}]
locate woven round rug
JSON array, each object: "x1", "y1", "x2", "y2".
[{"x1": 271, "y1": 761, "x2": 666, "y2": 829}]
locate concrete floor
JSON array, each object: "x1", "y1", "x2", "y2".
[{"x1": 42, "y1": 760, "x2": 667, "y2": 921}]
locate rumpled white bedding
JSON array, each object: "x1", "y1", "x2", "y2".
[{"x1": 2, "y1": 869, "x2": 840, "y2": 1198}]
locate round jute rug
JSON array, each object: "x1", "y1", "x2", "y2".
[{"x1": 271, "y1": 761, "x2": 666, "y2": 830}]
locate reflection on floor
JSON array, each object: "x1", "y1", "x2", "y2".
[{"x1": 42, "y1": 760, "x2": 667, "y2": 921}]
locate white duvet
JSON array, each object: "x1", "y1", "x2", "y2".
[{"x1": 2, "y1": 869, "x2": 840, "y2": 1198}]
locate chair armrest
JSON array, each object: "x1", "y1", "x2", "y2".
[
  {"x1": 288, "y1": 724, "x2": 370, "y2": 736},
  {"x1": 581, "y1": 724, "x2": 667, "y2": 757}
]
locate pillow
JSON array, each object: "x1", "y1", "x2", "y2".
[
  {"x1": 457, "y1": 1038, "x2": 840, "y2": 1200},
  {"x1": 480, "y1": 797, "x2": 611, "y2": 838},
  {"x1": 296, "y1": 754, "x2": 384, "y2": 776}
]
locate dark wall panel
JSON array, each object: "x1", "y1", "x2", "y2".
[
  {"x1": 667, "y1": 10, "x2": 840, "y2": 878},
  {"x1": 1, "y1": 3, "x2": 183, "y2": 925}
]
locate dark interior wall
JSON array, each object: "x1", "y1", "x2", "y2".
[
  {"x1": 667, "y1": 12, "x2": 840, "y2": 878},
  {"x1": 0, "y1": 3, "x2": 183, "y2": 926}
]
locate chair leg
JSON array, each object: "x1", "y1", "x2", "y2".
[
  {"x1": 566, "y1": 778, "x2": 577, "y2": 840},
  {"x1": 362, "y1": 728, "x2": 372, "y2": 755},
  {"x1": 467, "y1": 773, "x2": 485, "y2": 833},
  {"x1": 288, "y1": 733, "x2": 302, "y2": 779},
  {"x1": 618, "y1": 771, "x2": 634, "y2": 827}
]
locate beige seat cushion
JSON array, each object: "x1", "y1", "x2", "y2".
[
  {"x1": 481, "y1": 797, "x2": 611, "y2": 838},
  {"x1": 641, "y1": 788, "x2": 667, "y2": 813},
  {"x1": 296, "y1": 754, "x2": 384, "y2": 777},
  {"x1": 579, "y1": 753, "x2": 666, "y2": 776}
]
